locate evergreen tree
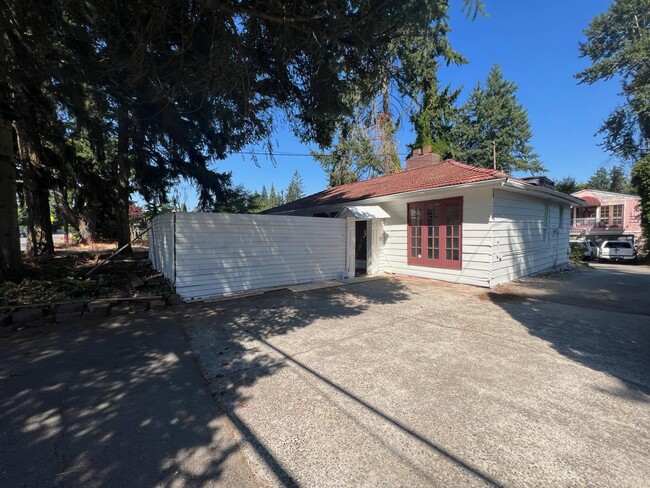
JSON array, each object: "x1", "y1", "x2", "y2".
[
  {"x1": 210, "y1": 185, "x2": 261, "y2": 214},
  {"x1": 312, "y1": 119, "x2": 380, "y2": 187},
  {"x1": 609, "y1": 165, "x2": 631, "y2": 194},
  {"x1": 453, "y1": 65, "x2": 544, "y2": 174},
  {"x1": 285, "y1": 171, "x2": 305, "y2": 203},
  {"x1": 312, "y1": 0, "x2": 474, "y2": 186},
  {"x1": 632, "y1": 158, "x2": 650, "y2": 241},
  {"x1": 259, "y1": 185, "x2": 269, "y2": 210},
  {"x1": 578, "y1": 0, "x2": 650, "y2": 164},
  {"x1": 578, "y1": 0, "x2": 650, "y2": 243},
  {"x1": 269, "y1": 184, "x2": 278, "y2": 208},
  {"x1": 411, "y1": 82, "x2": 461, "y2": 159},
  {"x1": 1, "y1": 0, "x2": 480, "y2": 279},
  {"x1": 555, "y1": 177, "x2": 586, "y2": 195},
  {"x1": 587, "y1": 166, "x2": 611, "y2": 190}
]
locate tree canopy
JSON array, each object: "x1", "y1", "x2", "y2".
[
  {"x1": 577, "y1": 0, "x2": 650, "y2": 242},
  {"x1": 285, "y1": 171, "x2": 305, "y2": 203},
  {"x1": 1, "y1": 0, "x2": 482, "y2": 279},
  {"x1": 587, "y1": 166, "x2": 612, "y2": 190},
  {"x1": 452, "y1": 65, "x2": 544, "y2": 174},
  {"x1": 577, "y1": 0, "x2": 650, "y2": 163},
  {"x1": 312, "y1": 0, "x2": 473, "y2": 187}
]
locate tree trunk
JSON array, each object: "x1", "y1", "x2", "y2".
[
  {"x1": 17, "y1": 128, "x2": 54, "y2": 256},
  {"x1": 53, "y1": 188, "x2": 78, "y2": 227},
  {"x1": 116, "y1": 105, "x2": 132, "y2": 253},
  {"x1": 78, "y1": 209, "x2": 97, "y2": 243},
  {"x1": 378, "y1": 80, "x2": 400, "y2": 174},
  {"x1": 53, "y1": 188, "x2": 99, "y2": 244},
  {"x1": 0, "y1": 117, "x2": 21, "y2": 280}
]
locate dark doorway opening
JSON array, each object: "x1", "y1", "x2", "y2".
[{"x1": 355, "y1": 220, "x2": 367, "y2": 276}]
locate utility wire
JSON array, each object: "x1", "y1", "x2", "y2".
[{"x1": 232, "y1": 150, "x2": 411, "y2": 157}]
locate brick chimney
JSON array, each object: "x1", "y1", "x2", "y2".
[{"x1": 405, "y1": 145, "x2": 441, "y2": 170}]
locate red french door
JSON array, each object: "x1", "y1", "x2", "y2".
[{"x1": 408, "y1": 197, "x2": 462, "y2": 269}]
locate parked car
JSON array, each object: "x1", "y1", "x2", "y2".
[
  {"x1": 570, "y1": 240, "x2": 598, "y2": 261},
  {"x1": 598, "y1": 240, "x2": 637, "y2": 263}
]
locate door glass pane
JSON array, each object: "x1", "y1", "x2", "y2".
[
  {"x1": 410, "y1": 199, "x2": 461, "y2": 265},
  {"x1": 445, "y1": 202, "x2": 460, "y2": 225},
  {"x1": 433, "y1": 203, "x2": 441, "y2": 225},
  {"x1": 427, "y1": 225, "x2": 437, "y2": 260}
]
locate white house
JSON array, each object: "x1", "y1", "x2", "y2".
[
  {"x1": 149, "y1": 148, "x2": 583, "y2": 300},
  {"x1": 267, "y1": 148, "x2": 584, "y2": 288}
]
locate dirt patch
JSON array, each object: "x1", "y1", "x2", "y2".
[{"x1": 0, "y1": 249, "x2": 172, "y2": 309}]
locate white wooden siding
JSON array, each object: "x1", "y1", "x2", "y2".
[
  {"x1": 150, "y1": 212, "x2": 346, "y2": 300},
  {"x1": 381, "y1": 187, "x2": 494, "y2": 287},
  {"x1": 490, "y1": 189, "x2": 570, "y2": 286},
  {"x1": 150, "y1": 186, "x2": 575, "y2": 299},
  {"x1": 149, "y1": 213, "x2": 175, "y2": 282}
]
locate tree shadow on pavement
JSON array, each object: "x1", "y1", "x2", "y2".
[
  {"x1": 500, "y1": 264, "x2": 650, "y2": 316},
  {"x1": 486, "y1": 292, "x2": 650, "y2": 402},
  {"x1": 0, "y1": 315, "x2": 252, "y2": 488},
  {"x1": 183, "y1": 278, "x2": 506, "y2": 487}
]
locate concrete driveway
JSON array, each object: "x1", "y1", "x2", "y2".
[
  {"x1": 498, "y1": 262, "x2": 650, "y2": 315},
  {"x1": 185, "y1": 273, "x2": 650, "y2": 487},
  {"x1": 0, "y1": 314, "x2": 257, "y2": 488}
]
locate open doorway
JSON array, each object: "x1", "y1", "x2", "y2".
[{"x1": 355, "y1": 220, "x2": 367, "y2": 276}]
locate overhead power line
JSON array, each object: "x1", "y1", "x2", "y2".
[{"x1": 232, "y1": 150, "x2": 411, "y2": 157}]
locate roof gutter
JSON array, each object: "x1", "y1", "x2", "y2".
[{"x1": 502, "y1": 178, "x2": 586, "y2": 205}]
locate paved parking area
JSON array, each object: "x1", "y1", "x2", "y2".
[
  {"x1": 186, "y1": 272, "x2": 650, "y2": 487},
  {"x1": 498, "y1": 262, "x2": 650, "y2": 315},
  {"x1": 0, "y1": 315, "x2": 257, "y2": 488}
]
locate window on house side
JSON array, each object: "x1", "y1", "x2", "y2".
[
  {"x1": 559, "y1": 206, "x2": 565, "y2": 228},
  {"x1": 407, "y1": 197, "x2": 462, "y2": 270},
  {"x1": 599, "y1": 206, "x2": 610, "y2": 227},
  {"x1": 612, "y1": 205, "x2": 623, "y2": 226}
]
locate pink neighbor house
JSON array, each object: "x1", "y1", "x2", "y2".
[{"x1": 570, "y1": 189, "x2": 643, "y2": 246}]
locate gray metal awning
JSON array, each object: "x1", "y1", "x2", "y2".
[{"x1": 337, "y1": 205, "x2": 390, "y2": 219}]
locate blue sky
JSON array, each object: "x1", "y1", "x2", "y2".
[{"x1": 191, "y1": 1, "x2": 621, "y2": 204}]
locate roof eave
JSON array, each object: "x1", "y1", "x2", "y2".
[
  {"x1": 503, "y1": 180, "x2": 586, "y2": 205},
  {"x1": 269, "y1": 178, "x2": 508, "y2": 214}
]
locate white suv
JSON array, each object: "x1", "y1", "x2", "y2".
[{"x1": 598, "y1": 240, "x2": 637, "y2": 263}]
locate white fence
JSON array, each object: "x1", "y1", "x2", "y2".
[
  {"x1": 149, "y1": 213, "x2": 176, "y2": 282},
  {"x1": 149, "y1": 212, "x2": 347, "y2": 301}
]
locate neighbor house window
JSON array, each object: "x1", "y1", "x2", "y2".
[
  {"x1": 407, "y1": 197, "x2": 462, "y2": 269},
  {"x1": 599, "y1": 206, "x2": 610, "y2": 227},
  {"x1": 612, "y1": 205, "x2": 623, "y2": 226},
  {"x1": 559, "y1": 206, "x2": 565, "y2": 228}
]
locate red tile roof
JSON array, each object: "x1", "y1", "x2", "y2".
[{"x1": 269, "y1": 160, "x2": 510, "y2": 213}]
